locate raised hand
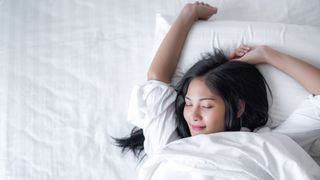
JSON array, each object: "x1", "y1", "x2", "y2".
[
  {"x1": 229, "y1": 44, "x2": 251, "y2": 60},
  {"x1": 230, "y1": 45, "x2": 270, "y2": 64},
  {"x1": 181, "y1": 2, "x2": 218, "y2": 22},
  {"x1": 193, "y1": 1, "x2": 218, "y2": 20},
  {"x1": 231, "y1": 44, "x2": 320, "y2": 95},
  {"x1": 148, "y1": 2, "x2": 217, "y2": 83}
]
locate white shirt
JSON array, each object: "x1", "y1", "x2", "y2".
[{"x1": 127, "y1": 80, "x2": 320, "y2": 159}]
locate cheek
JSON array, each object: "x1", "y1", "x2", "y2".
[
  {"x1": 204, "y1": 108, "x2": 225, "y2": 127},
  {"x1": 183, "y1": 108, "x2": 189, "y2": 121}
]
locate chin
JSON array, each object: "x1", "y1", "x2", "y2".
[{"x1": 191, "y1": 132, "x2": 204, "y2": 136}]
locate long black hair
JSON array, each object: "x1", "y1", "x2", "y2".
[{"x1": 113, "y1": 49, "x2": 271, "y2": 159}]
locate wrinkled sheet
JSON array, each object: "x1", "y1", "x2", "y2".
[
  {"x1": 139, "y1": 133, "x2": 320, "y2": 180},
  {"x1": 1, "y1": 0, "x2": 320, "y2": 180},
  {"x1": 0, "y1": 0, "x2": 179, "y2": 179}
]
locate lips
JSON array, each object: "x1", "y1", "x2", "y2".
[{"x1": 191, "y1": 125, "x2": 206, "y2": 132}]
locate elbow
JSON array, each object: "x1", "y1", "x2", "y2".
[
  {"x1": 147, "y1": 70, "x2": 170, "y2": 83},
  {"x1": 147, "y1": 70, "x2": 157, "y2": 81}
]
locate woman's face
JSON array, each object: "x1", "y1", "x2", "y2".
[{"x1": 183, "y1": 78, "x2": 225, "y2": 136}]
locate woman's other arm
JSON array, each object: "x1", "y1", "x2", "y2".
[
  {"x1": 148, "y1": 2, "x2": 217, "y2": 83},
  {"x1": 233, "y1": 45, "x2": 320, "y2": 95}
]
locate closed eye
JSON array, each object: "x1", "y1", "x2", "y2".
[{"x1": 201, "y1": 106, "x2": 213, "y2": 109}]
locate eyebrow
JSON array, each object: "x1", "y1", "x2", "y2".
[{"x1": 185, "y1": 96, "x2": 216, "y2": 101}]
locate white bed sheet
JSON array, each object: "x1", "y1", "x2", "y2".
[
  {"x1": 1, "y1": 0, "x2": 319, "y2": 180},
  {"x1": 0, "y1": 0, "x2": 179, "y2": 180}
]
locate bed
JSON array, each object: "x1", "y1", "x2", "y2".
[{"x1": 1, "y1": 0, "x2": 319, "y2": 180}]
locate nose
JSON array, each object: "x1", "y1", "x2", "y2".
[{"x1": 190, "y1": 106, "x2": 202, "y2": 121}]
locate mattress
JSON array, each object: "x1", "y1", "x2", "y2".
[{"x1": 1, "y1": 0, "x2": 319, "y2": 180}]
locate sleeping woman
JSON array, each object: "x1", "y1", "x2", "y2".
[{"x1": 114, "y1": 1, "x2": 320, "y2": 179}]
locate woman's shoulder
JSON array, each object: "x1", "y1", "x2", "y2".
[
  {"x1": 132, "y1": 80, "x2": 177, "y2": 105},
  {"x1": 127, "y1": 80, "x2": 177, "y2": 128}
]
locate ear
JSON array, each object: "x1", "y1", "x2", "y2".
[{"x1": 237, "y1": 99, "x2": 246, "y2": 118}]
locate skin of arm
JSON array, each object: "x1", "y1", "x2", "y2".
[
  {"x1": 264, "y1": 47, "x2": 320, "y2": 96},
  {"x1": 234, "y1": 45, "x2": 320, "y2": 95},
  {"x1": 147, "y1": 2, "x2": 217, "y2": 83}
]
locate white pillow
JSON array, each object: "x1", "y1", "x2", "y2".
[
  {"x1": 177, "y1": 0, "x2": 320, "y2": 26},
  {"x1": 153, "y1": 14, "x2": 320, "y2": 128}
]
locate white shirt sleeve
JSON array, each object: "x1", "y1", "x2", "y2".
[
  {"x1": 272, "y1": 95, "x2": 320, "y2": 157},
  {"x1": 127, "y1": 80, "x2": 179, "y2": 156}
]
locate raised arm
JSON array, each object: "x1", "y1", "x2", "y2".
[
  {"x1": 232, "y1": 45, "x2": 320, "y2": 95},
  {"x1": 148, "y1": 2, "x2": 217, "y2": 83}
]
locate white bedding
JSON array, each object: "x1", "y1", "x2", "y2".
[
  {"x1": 139, "y1": 132, "x2": 320, "y2": 180},
  {"x1": 1, "y1": 0, "x2": 319, "y2": 180}
]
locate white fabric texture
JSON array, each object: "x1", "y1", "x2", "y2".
[
  {"x1": 179, "y1": 0, "x2": 320, "y2": 26},
  {"x1": 139, "y1": 132, "x2": 320, "y2": 180},
  {"x1": 2, "y1": 0, "x2": 320, "y2": 180},
  {"x1": 128, "y1": 81, "x2": 179, "y2": 155},
  {"x1": 0, "y1": 1, "x2": 180, "y2": 180},
  {"x1": 273, "y1": 95, "x2": 320, "y2": 157}
]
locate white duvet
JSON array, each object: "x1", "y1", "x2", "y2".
[{"x1": 138, "y1": 132, "x2": 320, "y2": 180}]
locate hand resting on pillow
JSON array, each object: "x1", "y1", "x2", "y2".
[{"x1": 231, "y1": 44, "x2": 320, "y2": 96}]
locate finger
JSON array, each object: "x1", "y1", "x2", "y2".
[
  {"x1": 212, "y1": 7, "x2": 218, "y2": 14},
  {"x1": 241, "y1": 47, "x2": 249, "y2": 53},
  {"x1": 236, "y1": 48, "x2": 244, "y2": 53},
  {"x1": 238, "y1": 48, "x2": 249, "y2": 55},
  {"x1": 241, "y1": 44, "x2": 251, "y2": 50},
  {"x1": 204, "y1": 3, "x2": 211, "y2": 7},
  {"x1": 237, "y1": 56, "x2": 248, "y2": 61},
  {"x1": 236, "y1": 51, "x2": 245, "y2": 56},
  {"x1": 229, "y1": 52, "x2": 236, "y2": 59},
  {"x1": 202, "y1": 6, "x2": 217, "y2": 15},
  {"x1": 232, "y1": 57, "x2": 244, "y2": 62},
  {"x1": 203, "y1": 6, "x2": 218, "y2": 17}
]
